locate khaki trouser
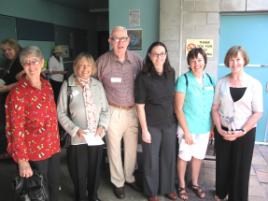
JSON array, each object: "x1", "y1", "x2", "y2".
[{"x1": 106, "y1": 106, "x2": 138, "y2": 187}]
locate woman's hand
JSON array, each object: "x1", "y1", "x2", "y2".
[
  {"x1": 18, "y1": 160, "x2": 33, "y2": 178},
  {"x1": 223, "y1": 130, "x2": 238, "y2": 141},
  {"x1": 209, "y1": 128, "x2": 215, "y2": 139},
  {"x1": 142, "y1": 130, "x2": 151, "y2": 144},
  {"x1": 223, "y1": 130, "x2": 244, "y2": 141},
  {"x1": 0, "y1": 83, "x2": 16, "y2": 93},
  {"x1": 184, "y1": 133, "x2": 194, "y2": 145},
  {"x1": 76, "y1": 129, "x2": 86, "y2": 139},
  {"x1": 223, "y1": 133, "x2": 237, "y2": 141},
  {"x1": 216, "y1": 127, "x2": 227, "y2": 137},
  {"x1": 96, "y1": 126, "x2": 105, "y2": 138}
]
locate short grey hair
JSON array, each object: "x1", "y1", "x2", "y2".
[
  {"x1": 20, "y1": 46, "x2": 44, "y2": 64},
  {"x1": 110, "y1": 26, "x2": 128, "y2": 37}
]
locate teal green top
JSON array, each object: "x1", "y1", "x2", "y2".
[{"x1": 175, "y1": 71, "x2": 215, "y2": 134}]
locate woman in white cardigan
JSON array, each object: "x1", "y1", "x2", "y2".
[
  {"x1": 212, "y1": 46, "x2": 263, "y2": 201},
  {"x1": 57, "y1": 52, "x2": 110, "y2": 201}
]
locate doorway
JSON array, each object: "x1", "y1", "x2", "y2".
[
  {"x1": 97, "y1": 31, "x2": 109, "y2": 57},
  {"x1": 218, "y1": 13, "x2": 268, "y2": 143}
]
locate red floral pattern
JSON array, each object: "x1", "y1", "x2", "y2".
[{"x1": 5, "y1": 77, "x2": 60, "y2": 162}]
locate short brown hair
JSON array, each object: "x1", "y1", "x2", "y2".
[
  {"x1": 224, "y1": 46, "x2": 249, "y2": 67},
  {"x1": 187, "y1": 47, "x2": 207, "y2": 68},
  {"x1": 0, "y1": 38, "x2": 21, "y2": 54},
  {"x1": 73, "y1": 52, "x2": 97, "y2": 76}
]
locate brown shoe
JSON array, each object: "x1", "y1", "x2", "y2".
[
  {"x1": 178, "y1": 187, "x2": 189, "y2": 200},
  {"x1": 214, "y1": 194, "x2": 227, "y2": 201},
  {"x1": 125, "y1": 181, "x2": 141, "y2": 191},
  {"x1": 190, "y1": 184, "x2": 206, "y2": 199},
  {"x1": 113, "y1": 185, "x2": 125, "y2": 199},
  {"x1": 148, "y1": 196, "x2": 159, "y2": 201},
  {"x1": 165, "y1": 191, "x2": 177, "y2": 200}
]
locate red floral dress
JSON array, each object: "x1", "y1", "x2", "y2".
[{"x1": 5, "y1": 77, "x2": 60, "y2": 162}]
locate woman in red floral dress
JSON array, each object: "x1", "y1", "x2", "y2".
[{"x1": 5, "y1": 46, "x2": 61, "y2": 201}]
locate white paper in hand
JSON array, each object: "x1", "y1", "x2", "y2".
[{"x1": 83, "y1": 130, "x2": 104, "y2": 146}]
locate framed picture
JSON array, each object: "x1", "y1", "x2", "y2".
[
  {"x1": 127, "y1": 29, "x2": 142, "y2": 50},
  {"x1": 129, "y1": 9, "x2": 140, "y2": 27}
]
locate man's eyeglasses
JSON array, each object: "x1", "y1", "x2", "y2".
[
  {"x1": 150, "y1": 52, "x2": 167, "y2": 58},
  {"x1": 22, "y1": 58, "x2": 40, "y2": 66},
  {"x1": 111, "y1": 37, "x2": 129, "y2": 43}
]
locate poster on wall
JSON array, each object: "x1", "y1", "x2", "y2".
[
  {"x1": 129, "y1": 9, "x2": 140, "y2": 27},
  {"x1": 186, "y1": 39, "x2": 214, "y2": 57},
  {"x1": 127, "y1": 29, "x2": 142, "y2": 50}
]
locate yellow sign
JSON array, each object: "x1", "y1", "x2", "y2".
[{"x1": 186, "y1": 39, "x2": 214, "y2": 57}]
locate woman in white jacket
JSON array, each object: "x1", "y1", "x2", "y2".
[
  {"x1": 212, "y1": 46, "x2": 263, "y2": 201},
  {"x1": 57, "y1": 52, "x2": 110, "y2": 201}
]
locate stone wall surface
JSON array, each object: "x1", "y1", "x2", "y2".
[{"x1": 160, "y1": 0, "x2": 268, "y2": 77}]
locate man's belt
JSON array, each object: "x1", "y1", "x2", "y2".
[{"x1": 109, "y1": 103, "x2": 134, "y2": 110}]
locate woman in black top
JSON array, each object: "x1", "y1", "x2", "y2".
[
  {"x1": 0, "y1": 38, "x2": 24, "y2": 159},
  {"x1": 135, "y1": 41, "x2": 177, "y2": 201}
]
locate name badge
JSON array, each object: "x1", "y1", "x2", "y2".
[
  {"x1": 111, "y1": 77, "x2": 122, "y2": 83},
  {"x1": 204, "y1": 86, "x2": 214, "y2": 90},
  {"x1": 72, "y1": 89, "x2": 80, "y2": 97}
]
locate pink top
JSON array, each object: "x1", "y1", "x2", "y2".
[{"x1": 96, "y1": 51, "x2": 142, "y2": 107}]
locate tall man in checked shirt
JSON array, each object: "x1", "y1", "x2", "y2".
[{"x1": 96, "y1": 26, "x2": 142, "y2": 199}]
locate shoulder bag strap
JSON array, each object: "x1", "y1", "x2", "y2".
[{"x1": 66, "y1": 79, "x2": 71, "y2": 118}]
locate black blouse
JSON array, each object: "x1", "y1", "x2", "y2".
[
  {"x1": 135, "y1": 70, "x2": 176, "y2": 128},
  {"x1": 3, "y1": 57, "x2": 23, "y2": 85},
  {"x1": 230, "y1": 87, "x2": 247, "y2": 102}
]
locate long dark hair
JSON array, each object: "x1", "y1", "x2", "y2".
[{"x1": 142, "y1": 41, "x2": 174, "y2": 77}]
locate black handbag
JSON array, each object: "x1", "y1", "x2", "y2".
[
  {"x1": 14, "y1": 170, "x2": 48, "y2": 201},
  {"x1": 60, "y1": 132, "x2": 71, "y2": 148},
  {"x1": 60, "y1": 79, "x2": 72, "y2": 149}
]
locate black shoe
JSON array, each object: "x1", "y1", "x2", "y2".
[
  {"x1": 113, "y1": 185, "x2": 125, "y2": 199},
  {"x1": 125, "y1": 181, "x2": 141, "y2": 192},
  {"x1": 90, "y1": 199, "x2": 102, "y2": 201},
  {"x1": 92, "y1": 197, "x2": 101, "y2": 201}
]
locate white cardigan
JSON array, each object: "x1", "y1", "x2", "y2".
[
  {"x1": 213, "y1": 72, "x2": 263, "y2": 130},
  {"x1": 57, "y1": 75, "x2": 110, "y2": 145}
]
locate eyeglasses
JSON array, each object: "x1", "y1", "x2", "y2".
[
  {"x1": 111, "y1": 37, "x2": 128, "y2": 43},
  {"x1": 22, "y1": 58, "x2": 40, "y2": 66},
  {"x1": 150, "y1": 52, "x2": 167, "y2": 58}
]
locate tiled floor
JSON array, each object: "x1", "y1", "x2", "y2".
[
  {"x1": 0, "y1": 145, "x2": 267, "y2": 201},
  {"x1": 249, "y1": 145, "x2": 268, "y2": 201}
]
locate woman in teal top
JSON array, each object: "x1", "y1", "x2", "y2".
[{"x1": 174, "y1": 48, "x2": 215, "y2": 200}]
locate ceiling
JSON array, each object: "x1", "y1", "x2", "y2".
[{"x1": 46, "y1": 0, "x2": 108, "y2": 13}]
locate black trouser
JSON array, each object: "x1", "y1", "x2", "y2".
[
  {"x1": 67, "y1": 144, "x2": 104, "y2": 201},
  {"x1": 49, "y1": 79, "x2": 65, "y2": 135},
  {"x1": 30, "y1": 152, "x2": 61, "y2": 201},
  {"x1": 215, "y1": 127, "x2": 256, "y2": 201},
  {"x1": 49, "y1": 79, "x2": 63, "y2": 103},
  {"x1": 142, "y1": 124, "x2": 177, "y2": 197},
  {"x1": 0, "y1": 93, "x2": 7, "y2": 154}
]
